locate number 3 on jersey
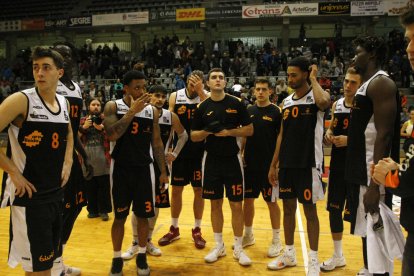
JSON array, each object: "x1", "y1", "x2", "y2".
[{"x1": 131, "y1": 122, "x2": 139, "y2": 134}]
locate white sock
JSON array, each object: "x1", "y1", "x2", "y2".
[
  {"x1": 286, "y1": 244, "x2": 295, "y2": 253},
  {"x1": 194, "y1": 219, "x2": 202, "y2": 228},
  {"x1": 114, "y1": 251, "x2": 122, "y2": 258},
  {"x1": 309, "y1": 249, "x2": 318, "y2": 259},
  {"x1": 214, "y1": 232, "x2": 224, "y2": 247},
  {"x1": 333, "y1": 240, "x2": 343, "y2": 257},
  {"x1": 171, "y1": 218, "x2": 179, "y2": 228},
  {"x1": 272, "y1": 229, "x2": 280, "y2": 241},
  {"x1": 138, "y1": 247, "x2": 146, "y2": 254},
  {"x1": 234, "y1": 236, "x2": 243, "y2": 250},
  {"x1": 244, "y1": 226, "x2": 253, "y2": 236}
]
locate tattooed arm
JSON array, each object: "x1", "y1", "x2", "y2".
[{"x1": 104, "y1": 94, "x2": 150, "y2": 141}]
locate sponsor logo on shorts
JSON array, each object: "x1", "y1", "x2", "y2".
[
  {"x1": 23, "y1": 130, "x2": 43, "y2": 147},
  {"x1": 280, "y1": 188, "x2": 292, "y2": 193},
  {"x1": 225, "y1": 108, "x2": 237, "y2": 114},
  {"x1": 173, "y1": 177, "x2": 185, "y2": 181},
  {"x1": 329, "y1": 203, "x2": 340, "y2": 209},
  {"x1": 39, "y1": 250, "x2": 54, "y2": 262},
  {"x1": 116, "y1": 206, "x2": 129, "y2": 213},
  {"x1": 203, "y1": 190, "x2": 215, "y2": 195},
  {"x1": 22, "y1": 257, "x2": 31, "y2": 261}
]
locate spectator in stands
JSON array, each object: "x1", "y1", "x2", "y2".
[
  {"x1": 318, "y1": 72, "x2": 332, "y2": 90},
  {"x1": 175, "y1": 74, "x2": 186, "y2": 90},
  {"x1": 232, "y1": 78, "x2": 243, "y2": 97},
  {"x1": 269, "y1": 50, "x2": 281, "y2": 77},
  {"x1": 222, "y1": 52, "x2": 231, "y2": 76},
  {"x1": 240, "y1": 57, "x2": 249, "y2": 76},
  {"x1": 113, "y1": 78, "x2": 124, "y2": 99},
  {"x1": 232, "y1": 56, "x2": 242, "y2": 77},
  {"x1": 319, "y1": 55, "x2": 331, "y2": 75},
  {"x1": 401, "y1": 108, "x2": 414, "y2": 153},
  {"x1": 276, "y1": 79, "x2": 288, "y2": 106},
  {"x1": 86, "y1": 81, "x2": 98, "y2": 98}
]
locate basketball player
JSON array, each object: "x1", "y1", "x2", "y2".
[
  {"x1": 241, "y1": 78, "x2": 282, "y2": 258},
  {"x1": 268, "y1": 57, "x2": 330, "y2": 275},
  {"x1": 158, "y1": 70, "x2": 209, "y2": 249},
  {"x1": 122, "y1": 84, "x2": 188, "y2": 259},
  {"x1": 0, "y1": 47, "x2": 73, "y2": 276},
  {"x1": 370, "y1": 9, "x2": 414, "y2": 276},
  {"x1": 320, "y1": 67, "x2": 361, "y2": 271},
  {"x1": 52, "y1": 42, "x2": 93, "y2": 276},
  {"x1": 345, "y1": 36, "x2": 399, "y2": 276},
  {"x1": 191, "y1": 68, "x2": 253, "y2": 266},
  {"x1": 105, "y1": 71, "x2": 168, "y2": 276}
]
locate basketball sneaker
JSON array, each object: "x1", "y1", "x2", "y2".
[
  {"x1": 320, "y1": 254, "x2": 346, "y2": 271},
  {"x1": 204, "y1": 244, "x2": 226, "y2": 263},
  {"x1": 267, "y1": 239, "x2": 283, "y2": 258},
  {"x1": 121, "y1": 242, "x2": 139, "y2": 260},
  {"x1": 192, "y1": 227, "x2": 206, "y2": 249},
  {"x1": 136, "y1": 253, "x2": 150, "y2": 276},
  {"x1": 63, "y1": 265, "x2": 81, "y2": 276},
  {"x1": 109, "y1": 257, "x2": 123, "y2": 276},
  {"x1": 242, "y1": 233, "x2": 255, "y2": 248},
  {"x1": 146, "y1": 241, "x2": 162, "y2": 256},
  {"x1": 158, "y1": 225, "x2": 180, "y2": 246},
  {"x1": 267, "y1": 249, "x2": 297, "y2": 270},
  {"x1": 233, "y1": 247, "x2": 252, "y2": 266},
  {"x1": 307, "y1": 256, "x2": 320, "y2": 276}
]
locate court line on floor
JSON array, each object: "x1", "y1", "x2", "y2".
[{"x1": 296, "y1": 202, "x2": 308, "y2": 274}]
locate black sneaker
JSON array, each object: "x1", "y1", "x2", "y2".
[
  {"x1": 100, "y1": 213, "x2": 109, "y2": 221},
  {"x1": 136, "y1": 253, "x2": 150, "y2": 276},
  {"x1": 109, "y1": 257, "x2": 123, "y2": 276}
]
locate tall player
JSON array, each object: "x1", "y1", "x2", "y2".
[
  {"x1": 122, "y1": 84, "x2": 188, "y2": 259},
  {"x1": 345, "y1": 36, "x2": 400, "y2": 275},
  {"x1": 268, "y1": 57, "x2": 330, "y2": 275},
  {"x1": 52, "y1": 42, "x2": 92, "y2": 276},
  {"x1": 105, "y1": 70, "x2": 168, "y2": 276},
  {"x1": 158, "y1": 70, "x2": 209, "y2": 249},
  {"x1": 320, "y1": 67, "x2": 361, "y2": 271},
  {"x1": 241, "y1": 78, "x2": 282, "y2": 258},
  {"x1": 0, "y1": 47, "x2": 73, "y2": 276}
]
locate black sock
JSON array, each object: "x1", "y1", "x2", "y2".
[
  {"x1": 111, "y1": 257, "x2": 123, "y2": 273},
  {"x1": 136, "y1": 253, "x2": 148, "y2": 269}
]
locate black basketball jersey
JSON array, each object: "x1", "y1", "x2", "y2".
[
  {"x1": 110, "y1": 99, "x2": 154, "y2": 167},
  {"x1": 244, "y1": 104, "x2": 281, "y2": 172},
  {"x1": 192, "y1": 94, "x2": 251, "y2": 157},
  {"x1": 330, "y1": 98, "x2": 351, "y2": 169},
  {"x1": 345, "y1": 70, "x2": 399, "y2": 186},
  {"x1": 56, "y1": 80, "x2": 82, "y2": 136},
  {"x1": 279, "y1": 89, "x2": 325, "y2": 169},
  {"x1": 173, "y1": 88, "x2": 205, "y2": 159},
  {"x1": 1, "y1": 88, "x2": 69, "y2": 207},
  {"x1": 158, "y1": 108, "x2": 173, "y2": 151}
]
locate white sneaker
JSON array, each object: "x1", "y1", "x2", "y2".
[
  {"x1": 146, "y1": 241, "x2": 162, "y2": 256},
  {"x1": 356, "y1": 267, "x2": 373, "y2": 276},
  {"x1": 233, "y1": 247, "x2": 252, "y2": 266},
  {"x1": 307, "y1": 256, "x2": 320, "y2": 276},
  {"x1": 267, "y1": 239, "x2": 283, "y2": 257},
  {"x1": 121, "y1": 243, "x2": 139, "y2": 260},
  {"x1": 320, "y1": 254, "x2": 346, "y2": 271},
  {"x1": 64, "y1": 265, "x2": 81, "y2": 276},
  {"x1": 267, "y1": 249, "x2": 297, "y2": 270},
  {"x1": 242, "y1": 234, "x2": 255, "y2": 248},
  {"x1": 204, "y1": 244, "x2": 226, "y2": 263}
]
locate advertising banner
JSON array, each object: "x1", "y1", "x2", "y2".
[
  {"x1": 385, "y1": 0, "x2": 412, "y2": 16},
  {"x1": 205, "y1": 7, "x2": 242, "y2": 20},
  {"x1": 68, "y1": 16, "x2": 92, "y2": 27},
  {"x1": 21, "y1": 19, "x2": 45, "y2": 31},
  {"x1": 319, "y1": 2, "x2": 351, "y2": 15},
  {"x1": 242, "y1": 5, "x2": 283, "y2": 18},
  {"x1": 351, "y1": 1, "x2": 385, "y2": 16},
  {"x1": 0, "y1": 20, "x2": 21, "y2": 32},
  {"x1": 93, "y1": 12, "x2": 148, "y2": 26},
  {"x1": 176, "y1": 8, "x2": 206, "y2": 21},
  {"x1": 45, "y1": 19, "x2": 68, "y2": 29},
  {"x1": 283, "y1": 3, "x2": 318, "y2": 16},
  {"x1": 149, "y1": 10, "x2": 176, "y2": 23}
]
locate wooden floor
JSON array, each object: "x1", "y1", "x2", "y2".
[{"x1": 0, "y1": 158, "x2": 403, "y2": 276}]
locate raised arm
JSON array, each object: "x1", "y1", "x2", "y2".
[
  {"x1": 168, "y1": 92, "x2": 177, "y2": 112},
  {"x1": 309, "y1": 64, "x2": 331, "y2": 111}
]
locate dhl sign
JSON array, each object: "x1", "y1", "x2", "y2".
[{"x1": 176, "y1": 8, "x2": 205, "y2": 21}]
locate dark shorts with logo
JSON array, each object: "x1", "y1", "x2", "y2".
[
  {"x1": 9, "y1": 201, "x2": 62, "y2": 272},
  {"x1": 279, "y1": 167, "x2": 319, "y2": 204},
  {"x1": 327, "y1": 169, "x2": 348, "y2": 213},
  {"x1": 244, "y1": 169, "x2": 276, "y2": 202},
  {"x1": 202, "y1": 153, "x2": 244, "y2": 202},
  {"x1": 154, "y1": 163, "x2": 170, "y2": 208},
  {"x1": 171, "y1": 157, "x2": 202, "y2": 187},
  {"x1": 111, "y1": 163, "x2": 155, "y2": 219}
]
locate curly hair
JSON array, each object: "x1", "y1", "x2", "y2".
[{"x1": 352, "y1": 36, "x2": 388, "y2": 66}]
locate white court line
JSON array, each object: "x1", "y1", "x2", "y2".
[{"x1": 296, "y1": 202, "x2": 308, "y2": 274}]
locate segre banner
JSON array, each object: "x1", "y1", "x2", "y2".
[
  {"x1": 68, "y1": 16, "x2": 92, "y2": 27},
  {"x1": 176, "y1": 8, "x2": 205, "y2": 21},
  {"x1": 351, "y1": 1, "x2": 385, "y2": 16},
  {"x1": 93, "y1": 12, "x2": 148, "y2": 26}
]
